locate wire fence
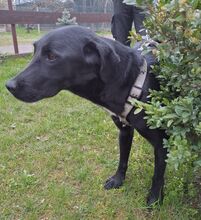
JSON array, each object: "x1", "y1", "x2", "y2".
[
  {"x1": 13, "y1": 0, "x2": 113, "y2": 31},
  {"x1": 15, "y1": 2, "x2": 113, "y2": 13}
]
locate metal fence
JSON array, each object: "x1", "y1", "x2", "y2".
[
  {"x1": 13, "y1": 0, "x2": 113, "y2": 13},
  {"x1": 13, "y1": 0, "x2": 113, "y2": 31}
]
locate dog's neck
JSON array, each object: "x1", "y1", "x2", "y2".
[
  {"x1": 100, "y1": 46, "x2": 143, "y2": 114},
  {"x1": 68, "y1": 44, "x2": 143, "y2": 115}
]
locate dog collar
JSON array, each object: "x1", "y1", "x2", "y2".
[
  {"x1": 118, "y1": 58, "x2": 148, "y2": 125},
  {"x1": 103, "y1": 58, "x2": 147, "y2": 126}
]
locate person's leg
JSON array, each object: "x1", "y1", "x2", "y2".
[
  {"x1": 111, "y1": 0, "x2": 133, "y2": 46},
  {"x1": 132, "y1": 6, "x2": 146, "y2": 36}
]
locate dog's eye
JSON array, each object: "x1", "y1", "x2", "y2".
[{"x1": 47, "y1": 52, "x2": 57, "y2": 61}]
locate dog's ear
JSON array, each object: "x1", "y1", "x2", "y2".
[
  {"x1": 83, "y1": 41, "x2": 100, "y2": 65},
  {"x1": 83, "y1": 39, "x2": 120, "y2": 83}
]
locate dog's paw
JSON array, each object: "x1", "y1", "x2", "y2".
[
  {"x1": 146, "y1": 189, "x2": 163, "y2": 207},
  {"x1": 104, "y1": 174, "x2": 124, "y2": 190}
]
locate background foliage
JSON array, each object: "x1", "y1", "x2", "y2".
[
  {"x1": 57, "y1": 8, "x2": 77, "y2": 26},
  {"x1": 124, "y1": 0, "x2": 201, "y2": 172}
]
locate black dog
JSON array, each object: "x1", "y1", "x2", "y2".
[{"x1": 6, "y1": 26, "x2": 167, "y2": 206}]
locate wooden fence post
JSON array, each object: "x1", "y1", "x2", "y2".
[{"x1": 7, "y1": 0, "x2": 19, "y2": 54}]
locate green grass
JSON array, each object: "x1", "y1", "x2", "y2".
[
  {"x1": 0, "y1": 56, "x2": 200, "y2": 219},
  {"x1": 0, "y1": 27, "x2": 47, "y2": 47}
]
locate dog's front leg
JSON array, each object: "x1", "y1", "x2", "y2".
[{"x1": 104, "y1": 116, "x2": 134, "y2": 190}]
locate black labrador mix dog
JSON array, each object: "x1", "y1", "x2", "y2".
[{"x1": 6, "y1": 26, "x2": 167, "y2": 206}]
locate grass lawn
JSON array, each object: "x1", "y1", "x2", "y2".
[{"x1": 0, "y1": 56, "x2": 200, "y2": 219}]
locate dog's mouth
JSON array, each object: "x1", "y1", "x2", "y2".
[
  {"x1": 7, "y1": 88, "x2": 44, "y2": 103},
  {"x1": 6, "y1": 79, "x2": 59, "y2": 103},
  {"x1": 11, "y1": 92, "x2": 43, "y2": 103}
]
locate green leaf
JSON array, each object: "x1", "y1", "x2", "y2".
[
  {"x1": 167, "y1": 120, "x2": 174, "y2": 127},
  {"x1": 134, "y1": 108, "x2": 143, "y2": 115}
]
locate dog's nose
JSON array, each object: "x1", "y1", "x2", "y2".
[{"x1": 6, "y1": 80, "x2": 17, "y2": 93}]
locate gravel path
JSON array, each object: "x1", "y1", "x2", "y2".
[{"x1": 0, "y1": 44, "x2": 33, "y2": 55}]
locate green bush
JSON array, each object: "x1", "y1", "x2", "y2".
[{"x1": 124, "y1": 0, "x2": 201, "y2": 170}]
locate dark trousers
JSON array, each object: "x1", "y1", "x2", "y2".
[{"x1": 111, "y1": 0, "x2": 146, "y2": 46}]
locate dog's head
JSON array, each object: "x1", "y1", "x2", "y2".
[{"x1": 6, "y1": 26, "x2": 120, "y2": 103}]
